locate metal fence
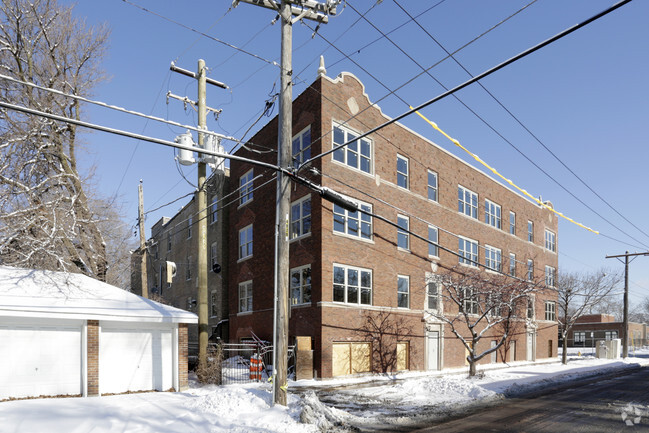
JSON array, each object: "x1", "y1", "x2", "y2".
[{"x1": 217, "y1": 342, "x2": 295, "y2": 385}]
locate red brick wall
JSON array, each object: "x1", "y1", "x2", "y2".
[
  {"x1": 179, "y1": 323, "x2": 189, "y2": 390},
  {"x1": 87, "y1": 320, "x2": 99, "y2": 396}
]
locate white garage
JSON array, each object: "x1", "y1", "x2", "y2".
[{"x1": 0, "y1": 266, "x2": 197, "y2": 401}]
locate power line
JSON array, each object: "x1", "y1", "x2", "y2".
[{"x1": 392, "y1": 0, "x2": 649, "y2": 246}]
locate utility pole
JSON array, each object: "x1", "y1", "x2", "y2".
[
  {"x1": 605, "y1": 250, "x2": 649, "y2": 357},
  {"x1": 234, "y1": 0, "x2": 337, "y2": 406},
  {"x1": 170, "y1": 60, "x2": 227, "y2": 368},
  {"x1": 138, "y1": 180, "x2": 148, "y2": 299}
]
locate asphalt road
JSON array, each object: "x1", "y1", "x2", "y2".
[{"x1": 412, "y1": 366, "x2": 649, "y2": 433}]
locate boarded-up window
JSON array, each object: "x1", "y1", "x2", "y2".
[
  {"x1": 396, "y1": 342, "x2": 409, "y2": 371},
  {"x1": 332, "y1": 342, "x2": 371, "y2": 377}
]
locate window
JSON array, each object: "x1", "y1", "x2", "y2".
[
  {"x1": 527, "y1": 220, "x2": 534, "y2": 242},
  {"x1": 545, "y1": 229, "x2": 556, "y2": 252},
  {"x1": 397, "y1": 154, "x2": 409, "y2": 189},
  {"x1": 210, "y1": 291, "x2": 218, "y2": 317},
  {"x1": 239, "y1": 169, "x2": 254, "y2": 205},
  {"x1": 167, "y1": 233, "x2": 171, "y2": 251},
  {"x1": 292, "y1": 126, "x2": 311, "y2": 168},
  {"x1": 210, "y1": 242, "x2": 218, "y2": 271},
  {"x1": 187, "y1": 216, "x2": 192, "y2": 239},
  {"x1": 458, "y1": 185, "x2": 478, "y2": 219},
  {"x1": 458, "y1": 237, "x2": 478, "y2": 267},
  {"x1": 186, "y1": 255, "x2": 192, "y2": 281},
  {"x1": 527, "y1": 259, "x2": 534, "y2": 281},
  {"x1": 485, "y1": 199, "x2": 501, "y2": 229},
  {"x1": 509, "y1": 211, "x2": 516, "y2": 235},
  {"x1": 544, "y1": 301, "x2": 556, "y2": 321},
  {"x1": 238, "y1": 225, "x2": 253, "y2": 260},
  {"x1": 485, "y1": 245, "x2": 502, "y2": 272},
  {"x1": 527, "y1": 297, "x2": 535, "y2": 320},
  {"x1": 428, "y1": 225, "x2": 439, "y2": 257},
  {"x1": 605, "y1": 331, "x2": 618, "y2": 340},
  {"x1": 291, "y1": 265, "x2": 312, "y2": 305},
  {"x1": 509, "y1": 253, "x2": 516, "y2": 277},
  {"x1": 332, "y1": 124, "x2": 372, "y2": 174},
  {"x1": 426, "y1": 274, "x2": 440, "y2": 311},
  {"x1": 397, "y1": 275, "x2": 409, "y2": 308},
  {"x1": 397, "y1": 215, "x2": 410, "y2": 250},
  {"x1": 574, "y1": 331, "x2": 586, "y2": 344},
  {"x1": 427, "y1": 170, "x2": 438, "y2": 202},
  {"x1": 333, "y1": 202, "x2": 372, "y2": 240},
  {"x1": 210, "y1": 198, "x2": 218, "y2": 224},
  {"x1": 291, "y1": 195, "x2": 311, "y2": 239},
  {"x1": 239, "y1": 281, "x2": 253, "y2": 313},
  {"x1": 545, "y1": 266, "x2": 556, "y2": 288},
  {"x1": 333, "y1": 264, "x2": 372, "y2": 305},
  {"x1": 462, "y1": 287, "x2": 479, "y2": 315}
]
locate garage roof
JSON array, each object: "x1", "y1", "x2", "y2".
[{"x1": 0, "y1": 266, "x2": 198, "y2": 323}]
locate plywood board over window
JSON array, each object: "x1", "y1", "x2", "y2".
[
  {"x1": 396, "y1": 341, "x2": 409, "y2": 371},
  {"x1": 332, "y1": 342, "x2": 371, "y2": 377}
]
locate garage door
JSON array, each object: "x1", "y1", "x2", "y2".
[
  {"x1": 99, "y1": 323, "x2": 173, "y2": 394},
  {"x1": 0, "y1": 319, "x2": 82, "y2": 400},
  {"x1": 331, "y1": 342, "x2": 371, "y2": 377}
]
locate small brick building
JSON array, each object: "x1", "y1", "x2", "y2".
[
  {"x1": 227, "y1": 70, "x2": 559, "y2": 377},
  {"x1": 566, "y1": 314, "x2": 647, "y2": 348}
]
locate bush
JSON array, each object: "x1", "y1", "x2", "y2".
[{"x1": 196, "y1": 345, "x2": 223, "y2": 385}]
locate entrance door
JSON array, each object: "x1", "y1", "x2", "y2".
[
  {"x1": 427, "y1": 331, "x2": 439, "y2": 370},
  {"x1": 526, "y1": 332, "x2": 536, "y2": 361}
]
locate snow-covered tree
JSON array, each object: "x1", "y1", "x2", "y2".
[
  {"x1": 431, "y1": 266, "x2": 542, "y2": 377},
  {"x1": 557, "y1": 269, "x2": 621, "y2": 364},
  {"x1": 0, "y1": 0, "x2": 111, "y2": 279}
]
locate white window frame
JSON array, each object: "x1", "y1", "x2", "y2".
[
  {"x1": 485, "y1": 245, "x2": 502, "y2": 272},
  {"x1": 292, "y1": 126, "x2": 311, "y2": 168},
  {"x1": 239, "y1": 168, "x2": 254, "y2": 206},
  {"x1": 462, "y1": 287, "x2": 479, "y2": 315},
  {"x1": 333, "y1": 264, "x2": 372, "y2": 306},
  {"x1": 527, "y1": 259, "x2": 534, "y2": 281},
  {"x1": 397, "y1": 275, "x2": 410, "y2": 309},
  {"x1": 458, "y1": 185, "x2": 478, "y2": 219},
  {"x1": 210, "y1": 197, "x2": 218, "y2": 224},
  {"x1": 238, "y1": 280, "x2": 253, "y2": 313},
  {"x1": 574, "y1": 331, "x2": 586, "y2": 343},
  {"x1": 397, "y1": 215, "x2": 410, "y2": 251},
  {"x1": 397, "y1": 154, "x2": 409, "y2": 189},
  {"x1": 605, "y1": 331, "x2": 618, "y2": 340},
  {"x1": 545, "y1": 265, "x2": 556, "y2": 288},
  {"x1": 210, "y1": 242, "x2": 218, "y2": 272},
  {"x1": 290, "y1": 265, "x2": 312, "y2": 305},
  {"x1": 427, "y1": 170, "x2": 438, "y2": 202},
  {"x1": 509, "y1": 211, "x2": 516, "y2": 235},
  {"x1": 428, "y1": 225, "x2": 439, "y2": 258},
  {"x1": 509, "y1": 253, "x2": 516, "y2": 277},
  {"x1": 458, "y1": 236, "x2": 478, "y2": 267},
  {"x1": 333, "y1": 201, "x2": 372, "y2": 241},
  {"x1": 545, "y1": 229, "x2": 556, "y2": 252},
  {"x1": 238, "y1": 224, "x2": 253, "y2": 261},
  {"x1": 544, "y1": 301, "x2": 556, "y2": 321},
  {"x1": 485, "y1": 199, "x2": 501, "y2": 229},
  {"x1": 527, "y1": 296, "x2": 535, "y2": 320},
  {"x1": 332, "y1": 123, "x2": 372, "y2": 174},
  {"x1": 528, "y1": 220, "x2": 534, "y2": 242},
  {"x1": 425, "y1": 273, "x2": 441, "y2": 312},
  {"x1": 290, "y1": 195, "x2": 312, "y2": 240}
]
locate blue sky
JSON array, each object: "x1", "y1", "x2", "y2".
[{"x1": 63, "y1": 0, "x2": 648, "y2": 304}]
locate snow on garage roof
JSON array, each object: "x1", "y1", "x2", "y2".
[{"x1": 0, "y1": 266, "x2": 197, "y2": 323}]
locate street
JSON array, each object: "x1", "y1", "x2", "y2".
[{"x1": 412, "y1": 366, "x2": 649, "y2": 432}]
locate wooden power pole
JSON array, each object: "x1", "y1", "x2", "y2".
[
  {"x1": 234, "y1": 0, "x2": 337, "y2": 406},
  {"x1": 138, "y1": 180, "x2": 148, "y2": 299}
]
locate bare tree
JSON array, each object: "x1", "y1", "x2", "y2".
[
  {"x1": 556, "y1": 269, "x2": 621, "y2": 364},
  {"x1": 0, "y1": 0, "x2": 111, "y2": 279},
  {"x1": 432, "y1": 266, "x2": 541, "y2": 376},
  {"x1": 356, "y1": 310, "x2": 415, "y2": 374}
]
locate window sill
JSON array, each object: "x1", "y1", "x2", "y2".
[
  {"x1": 290, "y1": 232, "x2": 312, "y2": 243},
  {"x1": 332, "y1": 230, "x2": 374, "y2": 244},
  {"x1": 237, "y1": 311, "x2": 253, "y2": 316},
  {"x1": 237, "y1": 255, "x2": 253, "y2": 264}
]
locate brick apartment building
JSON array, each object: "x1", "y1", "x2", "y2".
[
  {"x1": 227, "y1": 69, "x2": 559, "y2": 378},
  {"x1": 566, "y1": 313, "x2": 647, "y2": 348},
  {"x1": 132, "y1": 172, "x2": 230, "y2": 349}
]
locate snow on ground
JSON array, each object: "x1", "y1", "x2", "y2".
[{"x1": 1, "y1": 350, "x2": 649, "y2": 433}]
